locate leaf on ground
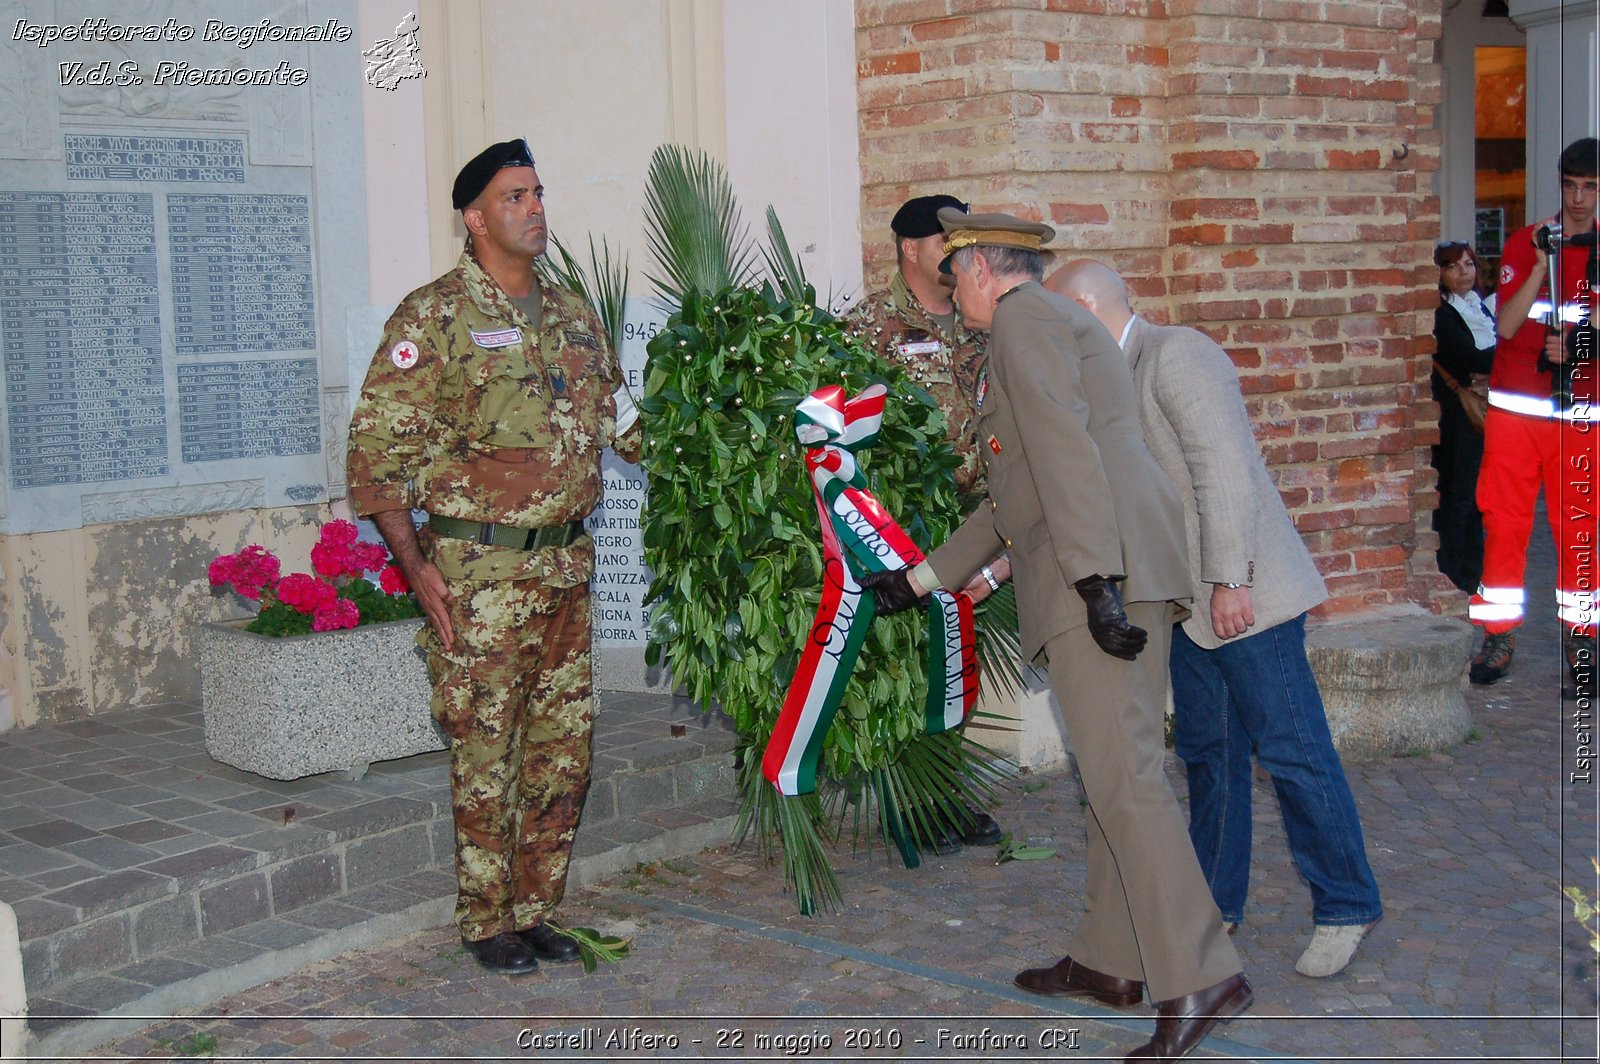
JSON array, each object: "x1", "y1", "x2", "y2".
[
  {"x1": 995, "y1": 835, "x2": 1057, "y2": 865},
  {"x1": 549, "y1": 923, "x2": 633, "y2": 973}
]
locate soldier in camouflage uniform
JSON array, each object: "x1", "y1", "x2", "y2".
[
  {"x1": 847, "y1": 194, "x2": 988, "y2": 499},
  {"x1": 347, "y1": 140, "x2": 641, "y2": 975},
  {"x1": 845, "y1": 194, "x2": 1006, "y2": 852}
]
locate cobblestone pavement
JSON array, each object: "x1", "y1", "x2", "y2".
[{"x1": 74, "y1": 521, "x2": 1600, "y2": 1064}]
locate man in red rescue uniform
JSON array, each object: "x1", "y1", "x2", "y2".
[{"x1": 1470, "y1": 137, "x2": 1598, "y2": 698}]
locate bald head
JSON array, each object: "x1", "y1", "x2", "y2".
[{"x1": 1045, "y1": 259, "x2": 1133, "y2": 340}]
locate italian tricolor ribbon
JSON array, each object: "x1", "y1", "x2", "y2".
[{"x1": 761, "y1": 383, "x2": 978, "y2": 796}]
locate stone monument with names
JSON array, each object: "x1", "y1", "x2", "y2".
[{"x1": 0, "y1": 0, "x2": 367, "y2": 534}]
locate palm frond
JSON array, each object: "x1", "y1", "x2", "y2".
[
  {"x1": 827, "y1": 729, "x2": 1013, "y2": 865},
  {"x1": 543, "y1": 234, "x2": 630, "y2": 353},
  {"x1": 732, "y1": 742, "x2": 841, "y2": 914},
  {"x1": 762, "y1": 206, "x2": 810, "y2": 306},
  {"x1": 973, "y1": 584, "x2": 1025, "y2": 697},
  {"x1": 643, "y1": 145, "x2": 758, "y2": 299}
]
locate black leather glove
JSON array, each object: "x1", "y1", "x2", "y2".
[
  {"x1": 1073, "y1": 575, "x2": 1147, "y2": 660},
  {"x1": 860, "y1": 568, "x2": 929, "y2": 616}
]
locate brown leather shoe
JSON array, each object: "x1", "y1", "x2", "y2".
[
  {"x1": 1124, "y1": 972, "x2": 1253, "y2": 1062},
  {"x1": 1014, "y1": 955, "x2": 1143, "y2": 1007}
]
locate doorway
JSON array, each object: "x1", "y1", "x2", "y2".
[{"x1": 1473, "y1": 45, "x2": 1527, "y2": 293}]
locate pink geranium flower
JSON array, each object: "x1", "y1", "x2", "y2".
[
  {"x1": 379, "y1": 564, "x2": 410, "y2": 594},
  {"x1": 209, "y1": 544, "x2": 281, "y2": 601},
  {"x1": 312, "y1": 598, "x2": 361, "y2": 631},
  {"x1": 321, "y1": 519, "x2": 360, "y2": 546},
  {"x1": 310, "y1": 540, "x2": 353, "y2": 579},
  {"x1": 311, "y1": 520, "x2": 392, "y2": 579},
  {"x1": 208, "y1": 521, "x2": 418, "y2": 637},
  {"x1": 276, "y1": 572, "x2": 339, "y2": 614},
  {"x1": 356, "y1": 541, "x2": 389, "y2": 572}
]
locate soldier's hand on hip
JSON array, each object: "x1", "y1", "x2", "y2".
[
  {"x1": 1073, "y1": 575, "x2": 1147, "y2": 660},
  {"x1": 860, "y1": 568, "x2": 929, "y2": 616}
]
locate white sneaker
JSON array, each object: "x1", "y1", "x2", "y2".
[{"x1": 1295, "y1": 923, "x2": 1373, "y2": 977}]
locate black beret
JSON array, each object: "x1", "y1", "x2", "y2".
[
  {"x1": 451, "y1": 139, "x2": 536, "y2": 211},
  {"x1": 890, "y1": 194, "x2": 968, "y2": 238}
]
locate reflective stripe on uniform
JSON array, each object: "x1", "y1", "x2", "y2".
[
  {"x1": 1560, "y1": 604, "x2": 1597, "y2": 626},
  {"x1": 1470, "y1": 586, "x2": 1524, "y2": 624},
  {"x1": 1470, "y1": 602, "x2": 1524, "y2": 622},
  {"x1": 1488, "y1": 389, "x2": 1597, "y2": 422},
  {"x1": 1558, "y1": 589, "x2": 1599, "y2": 628},
  {"x1": 1525, "y1": 299, "x2": 1590, "y2": 325}
]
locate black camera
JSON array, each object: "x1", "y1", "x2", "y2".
[{"x1": 1536, "y1": 222, "x2": 1598, "y2": 253}]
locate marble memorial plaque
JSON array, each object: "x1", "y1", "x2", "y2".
[{"x1": 0, "y1": 0, "x2": 366, "y2": 533}]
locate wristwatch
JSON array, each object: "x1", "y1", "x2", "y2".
[{"x1": 1219, "y1": 582, "x2": 1243, "y2": 589}]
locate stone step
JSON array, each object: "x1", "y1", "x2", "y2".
[{"x1": 2, "y1": 692, "x2": 740, "y2": 1057}]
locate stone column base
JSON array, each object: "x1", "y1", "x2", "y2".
[{"x1": 1305, "y1": 613, "x2": 1476, "y2": 761}]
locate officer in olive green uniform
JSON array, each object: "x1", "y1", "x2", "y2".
[
  {"x1": 347, "y1": 140, "x2": 641, "y2": 975},
  {"x1": 867, "y1": 212, "x2": 1251, "y2": 1064},
  {"x1": 846, "y1": 194, "x2": 1003, "y2": 852}
]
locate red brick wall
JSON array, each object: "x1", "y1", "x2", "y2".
[{"x1": 856, "y1": 0, "x2": 1457, "y2": 618}]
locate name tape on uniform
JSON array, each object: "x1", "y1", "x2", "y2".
[{"x1": 470, "y1": 327, "x2": 523, "y2": 349}]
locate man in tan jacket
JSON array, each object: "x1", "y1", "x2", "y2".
[
  {"x1": 1047, "y1": 260, "x2": 1381, "y2": 979},
  {"x1": 866, "y1": 213, "x2": 1250, "y2": 1063}
]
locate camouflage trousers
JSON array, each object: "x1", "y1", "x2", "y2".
[{"x1": 422, "y1": 573, "x2": 593, "y2": 941}]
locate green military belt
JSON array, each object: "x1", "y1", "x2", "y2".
[{"x1": 427, "y1": 514, "x2": 585, "y2": 550}]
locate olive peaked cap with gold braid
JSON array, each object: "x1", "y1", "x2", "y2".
[{"x1": 936, "y1": 207, "x2": 1056, "y2": 274}]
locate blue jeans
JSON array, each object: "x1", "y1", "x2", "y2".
[{"x1": 1171, "y1": 614, "x2": 1382, "y2": 926}]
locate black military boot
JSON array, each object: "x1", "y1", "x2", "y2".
[
  {"x1": 461, "y1": 931, "x2": 538, "y2": 974},
  {"x1": 955, "y1": 804, "x2": 1005, "y2": 846},
  {"x1": 517, "y1": 921, "x2": 582, "y2": 963}
]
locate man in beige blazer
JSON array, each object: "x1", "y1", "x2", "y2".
[
  {"x1": 865, "y1": 213, "x2": 1250, "y2": 1063},
  {"x1": 1048, "y1": 260, "x2": 1382, "y2": 980}
]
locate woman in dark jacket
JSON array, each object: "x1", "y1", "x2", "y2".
[{"x1": 1431, "y1": 240, "x2": 1496, "y2": 594}]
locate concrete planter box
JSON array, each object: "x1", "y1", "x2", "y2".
[{"x1": 199, "y1": 618, "x2": 444, "y2": 780}]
